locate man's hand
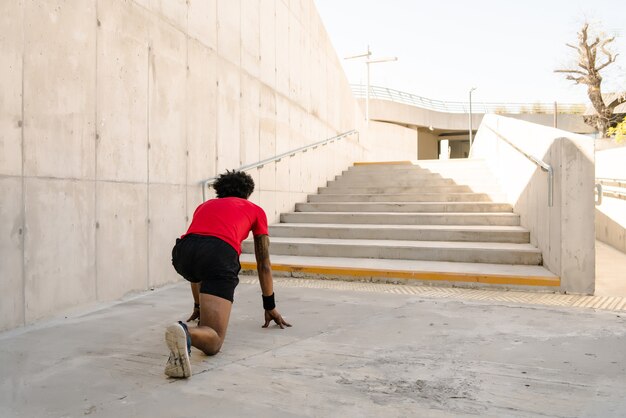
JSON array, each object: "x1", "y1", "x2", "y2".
[
  {"x1": 262, "y1": 309, "x2": 292, "y2": 329},
  {"x1": 186, "y1": 307, "x2": 200, "y2": 322}
]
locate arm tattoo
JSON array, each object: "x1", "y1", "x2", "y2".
[
  {"x1": 254, "y1": 235, "x2": 273, "y2": 296},
  {"x1": 254, "y1": 235, "x2": 271, "y2": 267}
]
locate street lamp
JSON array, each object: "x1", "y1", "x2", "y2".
[
  {"x1": 468, "y1": 87, "x2": 477, "y2": 150},
  {"x1": 345, "y1": 46, "x2": 398, "y2": 125}
]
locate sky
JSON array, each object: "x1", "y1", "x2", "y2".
[{"x1": 314, "y1": 0, "x2": 626, "y2": 104}]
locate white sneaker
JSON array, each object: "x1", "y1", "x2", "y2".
[{"x1": 164, "y1": 322, "x2": 192, "y2": 378}]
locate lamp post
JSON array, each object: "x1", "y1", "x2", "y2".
[
  {"x1": 365, "y1": 56, "x2": 398, "y2": 125},
  {"x1": 345, "y1": 46, "x2": 397, "y2": 125},
  {"x1": 469, "y1": 87, "x2": 477, "y2": 151}
]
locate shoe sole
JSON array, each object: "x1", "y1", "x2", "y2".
[{"x1": 165, "y1": 324, "x2": 192, "y2": 378}]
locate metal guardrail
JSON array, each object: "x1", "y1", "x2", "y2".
[
  {"x1": 351, "y1": 84, "x2": 587, "y2": 115},
  {"x1": 200, "y1": 130, "x2": 358, "y2": 201},
  {"x1": 485, "y1": 125, "x2": 554, "y2": 207},
  {"x1": 595, "y1": 178, "x2": 626, "y2": 205}
]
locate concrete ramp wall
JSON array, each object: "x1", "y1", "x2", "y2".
[
  {"x1": 0, "y1": 0, "x2": 414, "y2": 330},
  {"x1": 471, "y1": 115, "x2": 595, "y2": 294},
  {"x1": 596, "y1": 147, "x2": 626, "y2": 253}
]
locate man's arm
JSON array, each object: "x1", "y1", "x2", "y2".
[
  {"x1": 253, "y1": 234, "x2": 274, "y2": 297},
  {"x1": 253, "y1": 234, "x2": 291, "y2": 329}
]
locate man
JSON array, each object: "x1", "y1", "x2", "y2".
[{"x1": 165, "y1": 170, "x2": 291, "y2": 378}]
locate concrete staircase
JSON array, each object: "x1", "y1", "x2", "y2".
[{"x1": 240, "y1": 160, "x2": 559, "y2": 290}]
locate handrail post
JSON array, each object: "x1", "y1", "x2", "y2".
[
  {"x1": 468, "y1": 87, "x2": 477, "y2": 152},
  {"x1": 553, "y1": 101, "x2": 558, "y2": 128},
  {"x1": 547, "y1": 166, "x2": 554, "y2": 207}
]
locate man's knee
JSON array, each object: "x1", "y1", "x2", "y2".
[
  {"x1": 203, "y1": 347, "x2": 221, "y2": 356},
  {"x1": 202, "y1": 339, "x2": 223, "y2": 356}
]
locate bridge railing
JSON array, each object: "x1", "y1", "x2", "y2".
[
  {"x1": 595, "y1": 178, "x2": 626, "y2": 205},
  {"x1": 350, "y1": 84, "x2": 586, "y2": 115}
]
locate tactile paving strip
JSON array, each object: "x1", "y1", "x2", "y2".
[{"x1": 240, "y1": 276, "x2": 626, "y2": 313}]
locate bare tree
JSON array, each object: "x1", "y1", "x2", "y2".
[{"x1": 555, "y1": 23, "x2": 624, "y2": 135}]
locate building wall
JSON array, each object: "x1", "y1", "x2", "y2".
[
  {"x1": 0, "y1": 0, "x2": 414, "y2": 330},
  {"x1": 417, "y1": 128, "x2": 439, "y2": 160},
  {"x1": 450, "y1": 140, "x2": 470, "y2": 159}
]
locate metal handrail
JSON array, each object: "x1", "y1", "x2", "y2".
[
  {"x1": 596, "y1": 178, "x2": 626, "y2": 188},
  {"x1": 351, "y1": 84, "x2": 586, "y2": 115},
  {"x1": 485, "y1": 125, "x2": 554, "y2": 207},
  {"x1": 595, "y1": 178, "x2": 626, "y2": 204},
  {"x1": 200, "y1": 130, "x2": 358, "y2": 201}
]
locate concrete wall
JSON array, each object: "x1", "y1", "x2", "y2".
[
  {"x1": 450, "y1": 140, "x2": 470, "y2": 159},
  {"x1": 417, "y1": 129, "x2": 439, "y2": 160},
  {"x1": 359, "y1": 122, "x2": 417, "y2": 161},
  {"x1": 595, "y1": 147, "x2": 626, "y2": 253},
  {"x1": 596, "y1": 197, "x2": 626, "y2": 254},
  {"x1": 595, "y1": 138, "x2": 626, "y2": 152},
  {"x1": 471, "y1": 115, "x2": 595, "y2": 294},
  {"x1": 0, "y1": 0, "x2": 414, "y2": 330}
]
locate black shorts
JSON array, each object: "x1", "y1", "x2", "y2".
[{"x1": 171, "y1": 234, "x2": 241, "y2": 302}]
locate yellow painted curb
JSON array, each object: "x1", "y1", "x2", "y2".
[
  {"x1": 240, "y1": 261, "x2": 561, "y2": 287},
  {"x1": 353, "y1": 161, "x2": 413, "y2": 166}
]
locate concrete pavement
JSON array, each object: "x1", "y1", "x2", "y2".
[
  {"x1": 596, "y1": 239, "x2": 626, "y2": 297},
  {"x1": 1, "y1": 276, "x2": 625, "y2": 417}
]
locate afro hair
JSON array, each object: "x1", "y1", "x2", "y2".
[{"x1": 212, "y1": 170, "x2": 255, "y2": 199}]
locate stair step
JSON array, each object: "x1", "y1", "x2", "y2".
[
  {"x1": 337, "y1": 172, "x2": 493, "y2": 181},
  {"x1": 352, "y1": 159, "x2": 488, "y2": 168},
  {"x1": 329, "y1": 178, "x2": 457, "y2": 186},
  {"x1": 252, "y1": 159, "x2": 552, "y2": 290},
  {"x1": 239, "y1": 254, "x2": 559, "y2": 289},
  {"x1": 281, "y1": 212, "x2": 520, "y2": 226},
  {"x1": 308, "y1": 193, "x2": 504, "y2": 203},
  {"x1": 335, "y1": 171, "x2": 490, "y2": 184},
  {"x1": 241, "y1": 237, "x2": 542, "y2": 265},
  {"x1": 295, "y1": 202, "x2": 513, "y2": 213},
  {"x1": 343, "y1": 166, "x2": 492, "y2": 173},
  {"x1": 327, "y1": 178, "x2": 500, "y2": 188},
  {"x1": 270, "y1": 223, "x2": 530, "y2": 243},
  {"x1": 342, "y1": 164, "x2": 490, "y2": 175},
  {"x1": 319, "y1": 185, "x2": 501, "y2": 194}
]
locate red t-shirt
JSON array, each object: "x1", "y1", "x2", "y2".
[{"x1": 183, "y1": 197, "x2": 269, "y2": 255}]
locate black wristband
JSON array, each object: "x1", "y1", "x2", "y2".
[
  {"x1": 194, "y1": 303, "x2": 200, "y2": 310},
  {"x1": 262, "y1": 293, "x2": 276, "y2": 310}
]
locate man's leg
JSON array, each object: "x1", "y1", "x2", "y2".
[
  {"x1": 186, "y1": 282, "x2": 201, "y2": 322},
  {"x1": 188, "y1": 293, "x2": 232, "y2": 356},
  {"x1": 191, "y1": 282, "x2": 200, "y2": 304}
]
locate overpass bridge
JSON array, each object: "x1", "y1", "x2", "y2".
[{"x1": 352, "y1": 84, "x2": 595, "y2": 159}]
